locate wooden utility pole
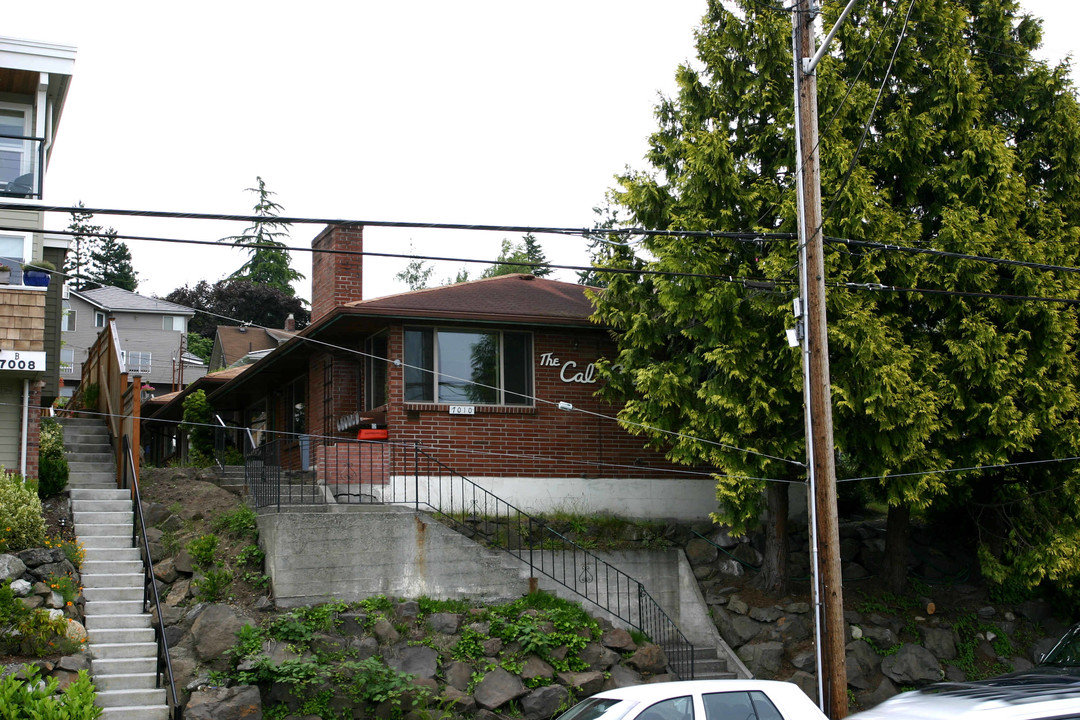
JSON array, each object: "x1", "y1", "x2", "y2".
[{"x1": 792, "y1": 0, "x2": 848, "y2": 717}]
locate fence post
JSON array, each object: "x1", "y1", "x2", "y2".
[{"x1": 413, "y1": 443, "x2": 420, "y2": 512}]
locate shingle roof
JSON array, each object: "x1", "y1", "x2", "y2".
[
  {"x1": 215, "y1": 326, "x2": 296, "y2": 368},
  {"x1": 74, "y1": 286, "x2": 196, "y2": 315},
  {"x1": 341, "y1": 273, "x2": 596, "y2": 326}
]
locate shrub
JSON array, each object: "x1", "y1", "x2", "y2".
[
  {"x1": 181, "y1": 390, "x2": 215, "y2": 463},
  {"x1": 186, "y1": 534, "x2": 219, "y2": 569},
  {"x1": 0, "y1": 469, "x2": 47, "y2": 551},
  {"x1": 37, "y1": 417, "x2": 69, "y2": 498},
  {"x1": 0, "y1": 665, "x2": 101, "y2": 719},
  {"x1": 194, "y1": 568, "x2": 232, "y2": 602},
  {"x1": 211, "y1": 505, "x2": 258, "y2": 540}
]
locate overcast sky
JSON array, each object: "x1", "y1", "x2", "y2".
[{"x1": 5, "y1": 1, "x2": 1078, "y2": 305}]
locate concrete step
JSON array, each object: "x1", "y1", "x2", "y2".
[
  {"x1": 70, "y1": 488, "x2": 131, "y2": 501},
  {"x1": 84, "y1": 601, "x2": 145, "y2": 617},
  {"x1": 92, "y1": 657, "x2": 158, "y2": 676},
  {"x1": 83, "y1": 574, "x2": 144, "y2": 590},
  {"x1": 89, "y1": 641, "x2": 158, "y2": 660},
  {"x1": 95, "y1": 688, "x2": 167, "y2": 708},
  {"x1": 71, "y1": 499, "x2": 132, "y2": 513},
  {"x1": 94, "y1": 673, "x2": 158, "y2": 692},
  {"x1": 83, "y1": 561, "x2": 144, "y2": 575},
  {"x1": 90, "y1": 627, "x2": 156, "y2": 645},
  {"x1": 84, "y1": 586, "x2": 143, "y2": 602},
  {"x1": 80, "y1": 535, "x2": 135, "y2": 549},
  {"x1": 99, "y1": 704, "x2": 170, "y2": 720},
  {"x1": 78, "y1": 523, "x2": 133, "y2": 537},
  {"x1": 69, "y1": 473, "x2": 119, "y2": 485},
  {"x1": 85, "y1": 613, "x2": 152, "y2": 631},
  {"x1": 74, "y1": 511, "x2": 134, "y2": 525},
  {"x1": 67, "y1": 452, "x2": 116, "y2": 463},
  {"x1": 83, "y1": 548, "x2": 140, "y2": 563}
]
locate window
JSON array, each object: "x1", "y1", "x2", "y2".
[
  {"x1": 0, "y1": 231, "x2": 32, "y2": 267},
  {"x1": 285, "y1": 377, "x2": 306, "y2": 436},
  {"x1": 0, "y1": 105, "x2": 31, "y2": 193},
  {"x1": 404, "y1": 328, "x2": 532, "y2": 405},
  {"x1": 364, "y1": 333, "x2": 388, "y2": 410},
  {"x1": 94, "y1": 312, "x2": 106, "y2": 328},
  {"x1": 60, "y1": 348, "x2": 74, "y2": 375},
  {"x1": 61, "y1": 309, "x2": 75, "y2": 332},
  {"x1": 163, "y1": 316, "x2": 185, "y2": 332},
  {"x1": 703, "y1": 692, "x2": 782, "y2": 720},
  {"x1": 125, "y1": 351, "x2": 151, "y2": 374},
  {"x1": 637, "y1": 696, "x2": 694, "y2": 720}
]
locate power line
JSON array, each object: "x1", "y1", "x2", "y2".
[
  {"x1": 838, "y1": 455, "x2": 1080, "y2": 483},
  {"x1": 838, "y1": 281, "x2": 1080, "y2": 305},
  {"x1": 824, "y1": 236, "x2": 1080, "y2": 276}
]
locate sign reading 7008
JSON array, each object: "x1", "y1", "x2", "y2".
[{"x1": 0, "y1": 350, "x2": 47, "y2": 372}]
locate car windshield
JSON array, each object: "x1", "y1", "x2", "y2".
[
  {"x1": 556, "y1": 698, "x2": 638, "y2": 720},
  {"x1": 1042, "y1": 625, "x2": 1080, "y2": 667}
]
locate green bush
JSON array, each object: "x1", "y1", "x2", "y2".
[
  {"x1": 0, "y1": 469, "x2": 47, "y2": 551},
  {"x1": 181, "y1": 389, "x2": 215, "y2": 463},
  {"x1": 186, "y1": 534, "x2": 219, "y2": 569},
  {"x1": 211, "y1": 505, "x2": 258, "y2": 540},
  {"x1": 38, "y1": 418, "x2": 69, "y2": 499},
  {"x1": 194, "y1": 568, "x2": 233, "y2": 602},
  {"x1": 0, "y1": 665, "x2": 101, "y2": 719}
]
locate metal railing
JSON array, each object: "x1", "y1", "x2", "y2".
[
  {"x1": 121, "y1": 436, "x2": 182, "y2": 719},
  {"x1": 246, "y1": 437, "x2": 695, "y2": 679},
  {"x1": 0, "y1": 135, "x2": 44, "y2": 199}
]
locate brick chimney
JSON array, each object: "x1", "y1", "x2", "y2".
[
  {"x1": 311, "y1": 224, "x2": 363, "y2": 323},
  {"x1": 284, "y1": 313, "x2": 295, "y2": 331}
]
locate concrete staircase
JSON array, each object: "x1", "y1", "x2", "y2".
[{"x1": 61, "y1": 417, "x2": 171, "y2": 720}]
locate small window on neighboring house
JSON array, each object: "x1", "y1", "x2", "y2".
[
  {"x1": 125, "y1": 351, "x2": 151, "y2": 374},
  {"x1": 94, "y1": 312, "x2": 106, "y2": 328},
  {"x1": 0, "y1": 231, "x2": 32, "y2": 269},
  {"x1": 163, "y1": 316, "x2": 185, "y2": 332},
  {"x1": 60, "y1": 348, "x2": 74, "y2": 374},
  {"x1": 62, "y1": 310, "x2": 75, "y2": 332}
]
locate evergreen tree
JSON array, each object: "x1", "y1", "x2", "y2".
[
  {"x1": 591, "y1": 0, "x2": 1080, "y2": 599},
  {"x1": 88, "y1": 229, "x2": 138, "y2": 291},
  {"x1": 222, "y1": 177, "x2": 304, "y2": 296},
  {"x1": 64, "y1": 203, "x2": 100, "y2": 291},
  {"x1": 480, "y1": 234, "x2": 551, "y2": 278}
]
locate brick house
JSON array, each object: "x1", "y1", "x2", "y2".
[{"x1": 151, "y1": 225, "x2": 718, "y2": 519}]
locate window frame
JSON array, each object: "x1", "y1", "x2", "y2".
[
  {"x1": 0, "y1": 103, "x2": 32, "y2": 189},
  {"x1": 124, "y1": 350, "x2": 152, "y2": 374},
  {"x1": 94, "y1": 311, "x2": 106, "y2": 328},
  {"x1": 61, "y1": 309, "x2": 76, "y2": 332},
  {"x1": 364, "y1": 332, "x2": 389, "y2": 410},
  {"x1": 163, "y1": 315, "x2": 185, "y2": 332},
  {"x1": 403, "y1": 326, "x2": 534, "y2": 407},
  {"x1": 0, "y1": 230, "x2": 33, "y2": 267},
  {"x1": 285, "y1": 376, "x2": 307, "y2": 437},
  {"x1": 59, "y1": 348, "x2": 74, "y2": 374}
]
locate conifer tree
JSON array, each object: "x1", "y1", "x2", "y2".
[
  {"x1": 222, "y1": 177, "x2": 304, "y2": 296},
  {"x1": 591, "y1": 0, "x2": 1080, "y2": 598}
]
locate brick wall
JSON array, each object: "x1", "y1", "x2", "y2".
[
  {"x1": 311, "y1": 225, "x2": 364, "y2": 324},
  {"x1": 24, "y1": 383, "x2": 41, "y2": 479}
]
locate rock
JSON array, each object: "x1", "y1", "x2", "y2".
[
  {"x1": 603, "y1": 664, "x2": 644, "y2": 689},
  {"x1": 522, "y1": 685, "x2": 570, "y2": 720},
  {"x1": 142, "y1": 502, "x2": 172, "y2": 526},
  {"x1": 774, "y1": 614, "x2": 811, "y2": 644},
  {"x1": 881, "y1": 644, "x2": 943, "y2": 684},
  {"x1": 254, "y1": 596, "x2": 274, "y2": 612},
  {"x1": 977, "y1": 606, "x2": 997, "y2": 620},
  {"x1": 791, "y1": 650, "x2": 817, "y2": 673},
  {"x1": 737, "y1": 641, "x2": 784, "y2": 676},
  {"x1": 731, "y1": 544, "x2": 762, "y2": 567},
  {"x1": 190, "y1": 604, "x2": 252, "y2": 667},
  {"x1": 184, "y1": 684, "x2": 262, "y2": 720},
  {"x1": 626, "y1": 645, "x2": 668, "y2": 675},
  {"x1": 601, "y1": 628, "x2": 637, "y2": 652},
  {"x1": 922, "y1": 627, "x2": 956, "y2": 661},
  {"x1": 556, "y1": 671, "x2": 605, "y2": 695},
  {"x1": 862, "y1": 625, "x2": 897, "y2": 648},
  {"x1": 474, "y1": 667, "x2": 528, "y2": 710},
  {"x1": 580, "y1": 643, "x2": 619, "y2": 671},
  {"x1": 0, "y1": 554, "x2": 27, "y2": 581},
  {"x1": 445, "y1": 660, "x2": 474, "y2": 691},
  {"x1": 727, "y1": 597, "x2": 750, "y2": 615},
  {"x1": 693, "y1": 565, "x2": 717, "y2": 581},
  {"x1": 857, "y1": 676, "x2": 898, "y2": 709},
  {"x1": 56, "y1": 654, "x2": 90, "y2": 672},
  {"x1": 521, "y1": 655, "x2": 554, "y2": 683},
  {"x1": 789, "y1": 670, "x2": 818, "y2": 704},
  {"x1": 1016, "y1": 599, "x2": 1052, "y2": 626},
  {"x1": 153, "y1": 557, "x2": 178, "y2": 584},
  {"x1": 712, "y1": 607, "x2": 761, "y2": 647},
  {"x1": 944, "y1": 664, "x2": 966, "y2": 682},
  {"x1": 165, "y1": 579, "x2": 190, "y2": 607},
  {"x1": 46, "y1": 591, "x2": 65, "y2": 609},
  {"x1": 427, "y1": 612, "x2": 462, "y2": 634},
  {"x1": 64, "y1": 620, "x2": 87, "y2": 643},
  {"x1": 352, "y1": 636, "x2": 379, "y2": 661},
  {"x1": 146, "y1": 543, "x2": 166, "y2": 564},
  {"x1": 749, "y1": 606, "x2": 783, "y2": 623},
  {"x1": 846, "y1": 640, "x2": 882, "y2": 690},
  {"x1": 395, "y1": 600, "x2": 420, "y2": 621},
  {"x1": 482, "y1": 637, "x2": 503, "y2": 656},
  {"x1": 685, "y1": 538, "x2": 719, "y2": 566},
  {"x1": 159, "y1": 515, "x2": 182, "y2": 533},
  {"x1": 1011, "y1": 657, "x2": 1034, "y2": 672},
  {"x1": 21, "y1": 595, "x2": 43, "y2": 609},
  {"x1": 388, "y1": 645, "x2": 439, "y2": 680},
  {"x1": 150, "y1": 604, "x2": 185, "y2": 629},
  {"x1": 143, "y1": 527, "x2": 164, "y2": 545},
  {"x1": 9, "y1": 578, "x2": 30, "y2": 597},
  {"x1": 373, "y1": 618, "x2": 400, "y2": 644},
  {"x1": 784, "y1": 602, "x2": 810, "y2": 614},
  {"x1": 174, "y1": 549, "x2": 194, "y2": 575},
  {"x1": 842, "y1": 563, "x2": 870, "y2": 580},
  {"x1": 442, "y1": 686, "x2": 477, "y2": 713}
]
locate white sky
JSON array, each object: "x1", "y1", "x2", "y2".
[{"x1": 5, "y1": 1, "x2": 1078, "y2": 304}]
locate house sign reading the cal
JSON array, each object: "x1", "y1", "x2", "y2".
[{"x1": 539, "y1": 352, "x2": 602, "y2": 384}]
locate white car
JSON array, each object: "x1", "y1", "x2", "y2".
[
  {"x1": 554, "y1": 680, "x2": 828, "y2": 720},
  {"x1": 847, "y1": 676, "x2": 1080, "y2": 720}
]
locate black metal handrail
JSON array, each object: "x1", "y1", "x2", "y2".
[
  {"x1": 246, "y1": 436, "x2": 695, "y2": 679},
  {"x1": 121, "y1": 436, "x2": 183, "y2": 719}
]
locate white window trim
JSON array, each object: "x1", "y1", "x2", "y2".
[
  {"x1": 0, "y1": 102, "x2": 33, "y2": 184},
  {"x1": 163, "y1": 315, "x2": 185, "y2": 332},
  {"x1": 62, "y1": 308, "x2": 75, "y2": 332},
  {"x1": 405, "y1": 326, "x2": 534, "y2": 406},
  {"x1": 122, "y1": 350, "x2": 152, "y2": 374},
  {"x1": 94, "y1": 311, "x2": 106, "y2": 328},
  {"x1": 59, "y1": 347, "x2": 74, "y2": 374},
  {"x1": 0, "y1": 230, "x2": 33, "y2": 266}
]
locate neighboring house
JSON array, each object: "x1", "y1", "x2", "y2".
[
  {"x1": 144, "y1": 225, "x2": 718, "y2": 520},
  {"x1": 63, "y1": 286, "x2": 208, "y2": 396},
  {"x1": 209, "y1": 322, "x2": 296, "y2": 371},
  {"x1": 0, "y1": 36, "x2": 75, "y2": 479}
]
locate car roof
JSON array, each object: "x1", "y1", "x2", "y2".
[
  {"x1": 590, "y1": 680, "x2": 809, "y2": 702},
  {"x1": 850, "y1": 677, "x2": 1080, "y2": 719}
]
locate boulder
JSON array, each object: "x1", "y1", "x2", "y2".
[
  {"x1": 881, "y1": 644, "x2": 943, "y2": 685},
  {"x1": 521, "y1": 655, "x2": 555, "y2": 683},
  {"x1": 174, "y1": 549, "x2": 195, "y2": 575},
  {"x1": 64, "y1": 620, "x2": 87, "y2": 643},
  {"x1": 190, "y1": 604, "x2": 252, "y2": 666},
  {"x1": 153, "y1": 557, "x2": 179, "y2": 584},
  {"x1": 685, "y1": 538, "x2": 719, "y2": 566},
  {"x1": 16, "y1": 548, "x2": 63, "y2": 567},
  {"x1": 601, "y1": 628, "x2": 637, "y2": 653},
  {"x1": 789, "y1": 670, "x2": 818, "y2": 704},
  {"x1": 556, "y1": 671, "x2": 605, "y2": 695},
  {"x1": 474, "y1": 667, "x2": 527, "y2": 710},
  {"x1": 580, "y1": 643, "x2": 620, "y2": 671},
  {"x1": 427, "y1": 612, "x2": 462, "y2": 634},
  {"x1": 856, "y1": 677, "x2": 898, "y2": 710},
  {"x1": 713, "y1": 607, "x2": 761, "y2": 647},
  {"x1": 736, "y1": 641, "x2": 784, "y2": 676},
  {"x1": 522, "y1": 684, "x2": 570, "y2": 720},
  {"x1": 442, "y1": 686, "x2": 478, "y2": 713},
  {"x1": 922, "y1": 627, "x2": 957, "y2": 661},
  {"x1": 602, "y1": 664, "x2": 643, "y2": 690},
  {"x1": 0, "y1": 555, "x2": 27, "y2": 582},
  {"x1": 372, "y1": 618, "x2": 400, "y2": 644},
  {"x1": 846, "y1": 640, "x2": 881, "y2": 690},
  {"x1": 142, "y1": 501, "x2": 172, "y2": 527},
  {"x1": 9, "y1": 578, "x2": 30, "y2": 597},
  {"x1": 388, "y1": 645, "x2": 439, "y2": 680},
  {"x1": 445, "y1": 660, "x2": 474, "y2": 691},
  {"x1": 627, "y1": 644, "x2": 669, "y2": 675},
  {"x1": 184, "y1": 684, "x2": 262, "y2": 720}
]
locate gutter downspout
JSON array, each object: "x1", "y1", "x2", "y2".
[{"x1": 20, "y1": 378, "x2": 30, "y2": 478}]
